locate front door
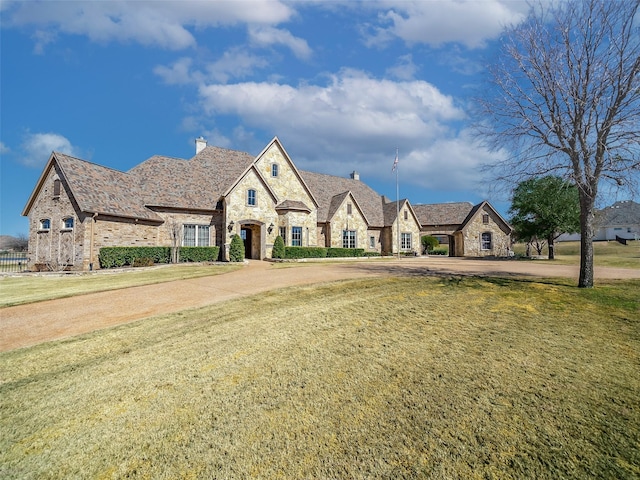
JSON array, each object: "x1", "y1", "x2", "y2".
[{"x1": 241, "y1": 227, "x2": 252, "y2": 259}]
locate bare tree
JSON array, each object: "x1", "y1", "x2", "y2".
[
  {"x1": 168, "y1": 220, "x2": 182, "y2": 264},
  {"x1": 475, "y1": 0, "x2": 640, "y2": 287}
]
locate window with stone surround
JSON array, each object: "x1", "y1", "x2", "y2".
[
  {"x1": 347, "y1": 203, "x2": 352, "y2": 215},
  {"x1": 481, "y1": 232, "x2": 492, "y2": 250},
  {"x1": 183, "y1": 225, "x2": 210, "y2": 246},
  {"x1": 39, "y1": 219, "x2": 51, "y2": 231},
  {"x1": 279, "y1": 226, "x2": 287, "y2": 245},
  {"x1": 401, "y1": 232, "x2": 412, "y2": 250},
  {"x1": 369, "y1": 236, "x2": 375, "y2": 248},
  {"x1": 343, "y1": 230, "x2": 356, "y2": 248},
  {"x1": 62, "y1": 217, "x2": 74, "y2": 230},
  {"x1": 482, "y1": 214, "x2": 490, "y2": 224},
  {"x1": 292, "y1": 226, "x2": 302, "y2": 246},
  {"x1": 404, "y1": 210, "x2": 408, "y2": 220},
  {"x1": 272, "y1": 164, "x2": 279, "y2": 177},
  {"x1": 247, "y1": 189, "x2": 256, "y2": 206}
]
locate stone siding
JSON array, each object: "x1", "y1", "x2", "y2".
[
  {"x1": 328, "y1": 196, "x2": 368, "y2": 249},
  {"x1": 460, "y1": 206, "x2": 511, "y2": 257},
  {"x1": 27, "y1": 165, "x2": 87, "y2": 270}
]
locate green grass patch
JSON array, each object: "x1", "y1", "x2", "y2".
[
  {"x1": 0, "y1": 264, "x2": 241, "y2": 308},
  {"x1": 1, "y1": 276, "x2": 638, "y2": 479}
]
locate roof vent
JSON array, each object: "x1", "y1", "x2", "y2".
[
  {"x1": 350, "y1": 171, "x2": 360, "y2": 181},
  {"x1": 195, "y1": 136, "x2": 207, "y2": 154}
]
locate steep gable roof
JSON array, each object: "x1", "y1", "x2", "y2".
[
  {"x1": 460, "y1": 201, "x2": 512, "y2": 233},
  {"x1": 129, "y1": 146, "x2": 255, "y2": 210},
  {"x1": 300, "y1": 171, "x2": 385, "y2": 226},
  {"x1": 413, "y1": 202, "x2": 474, "y2": 226},
  {"x1": 23, "y1": 152, "x2": 161, "y2": 222},
  {"x1": 326, "y1": 191, "x2": 370, "y2": 224}
]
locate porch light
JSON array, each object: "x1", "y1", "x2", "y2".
[
  {"x1": 228, "y1": 221, "x2": 235, "y2": 233},
  {"x1": 268, "y1": 223, "x2": 274, "y2": 234}
]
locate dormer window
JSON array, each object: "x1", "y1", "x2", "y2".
[
  {"x1": 62, "y1": 217, "x2": 74, "y2": 230},
  {"x1": 271, "y1": 164, "x2": 279, "y2": 177},
  {"x1": 53, "y1": 178, "x2": 61, "y2": 198},
  {"x1": 39, "y1": 219, "x2": 51, "y2": 231}
]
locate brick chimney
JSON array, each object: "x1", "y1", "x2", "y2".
[
  {"x1": 350, "y1": 171, "x2": 360, "y2": 181},
  {"x1": 195, "y1": 136, "x2": 207, "y2": 154}
]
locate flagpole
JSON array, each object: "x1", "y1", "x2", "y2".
[{"x1": 395, "y1": 147, "x2": 400, "y2": 259}]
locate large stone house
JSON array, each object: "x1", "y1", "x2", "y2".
[
  {"x1": 413, "y1": 201, "x2": 512, "y2": 257},
  {"x1": 22, "y1": 136, "x2": 511, "y2": 271}
]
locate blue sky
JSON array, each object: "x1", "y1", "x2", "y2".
[{"x1": 0, "y1": 0, "x2": 532, "y2": 237}]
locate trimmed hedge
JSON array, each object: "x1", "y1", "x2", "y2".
[
  {"x1": 271, "y1": 235, "x2": 285, "y2": 259},
  {"x1": 99, "y1": 246, "x2": 220, "y2": 269},
  {"x1": 229, "y1": 235, "x2": 245, "y2": 262},
  {"x1": 327, "y1": 247, "x2": 364, "y2": 258},
  {"x1": 284, "y1": 246, "x2": 328, "y2": 259},
  {"x1": 180, "y1": 246, "x2": 221, "y2": 262}
]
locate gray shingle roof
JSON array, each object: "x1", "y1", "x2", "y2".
[
  {"x1": 276, "y1": 200, "x2": 312, "y2": 212},
  {"x1": 300, "y1": 171, "x2": 386, "y2": 226},
  {"x1": 597, "y1": 200, "x2": 640, "y2": 226},
  {"x1": 129, "y1": 146, "x2": 255, "y2": 210},
  {"x1": 55, "y1": 153, "x2": 162, "y2": 221},
  {"x1": 413, "y1": 202, "x2": 474, "y2": 226}
]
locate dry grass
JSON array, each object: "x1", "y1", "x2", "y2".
[
  {"x1": 513, "y1": 240, "x2": 640, "y2": 269},
  {"x1": 0, "y1": 264, "x2": 241, "y2": 308},
  {"x1": 1, "y1": 276, "x2": 638, "y2": 479}
]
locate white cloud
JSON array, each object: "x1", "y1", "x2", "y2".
[
  {"x1": 248, "y1": 26, "x2": 312, "y2": 60},
  {"x1": 386, "y1": 54, "x2": 418, "y2": 80},
  {"x1": 195, "y1": 69, "x2": 503, "y2": 191},
  {"x1": 4, "y1": 0, "x2": 294, "y2": 51},
  {"x1": 0, "y1": 142, "x2": 10, "y2": 155},
  {"x1": 20, "y1": 132, "x2": 79, "y2": 168},
  {"x1": 364, "y1": 0, "x2": 526, "y2": 49}
]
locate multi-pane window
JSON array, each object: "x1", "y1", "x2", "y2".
[
  {"x1": 53, "y1": 179, "x2": 61, "y2": 197},
  {"x1": 247, "y1": 189, "x2": 256, "y2": 206},
  {"x1": 39, "y1": 219, "x2": 51, "y2": 230},
  {"x1": 279, "y1": 226, "x2": 287, "y2": 244},
  {"x1": 482, "y1": 214, "x2": 490, "y2": 224},
  {"x1": 343, "y1": 230, "x2": 356, "y2": 249},
  {"x1": 369, "y1": 236, "x2": 375, "y2": 248},
  {"x1": 272, "y1": 164, "x2": 279, "y2": 177},
  {"x1": 62, "y1": 217, "x2": 74, "y2": 229},
  {"x1": 481, "y1": 232, "x2": 492, "y2": 250},
  {"x1": 401, "y1": 232, "x2": 412, "y2": 250},
  {"x1": 291, "y1": 226, "x2": 302, "y2": 246},
  {"x1": 183, "y1": 225, "x2": 210, "y2": 246}
]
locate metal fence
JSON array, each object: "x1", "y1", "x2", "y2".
[{"x1": 0, "y1": 252, "x2": 29, "y2": 273}]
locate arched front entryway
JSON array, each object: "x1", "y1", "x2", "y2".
[{"x1": 239, "y1": 221, "x2": 265, "y2": 259}]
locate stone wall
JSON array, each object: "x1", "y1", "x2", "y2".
[
  {"x1": 460, "y1": 206, "x2": 511, "y2": 257},
  {"x1": 328, "y1": 196, "x2": 369, "y2": 249},
  {"x1": 26, "y1": 165, "x2": 87, "y2": 270}
]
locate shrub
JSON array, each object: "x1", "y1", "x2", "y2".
[
  {"x1": 421, "y1": 235, "x2": 440, "y2": 254},
  {"x1": 132, "y1": 257, "x2": 154, "y2": 267},
  {"x1": 327, "y1": 248, "x2": 364, "y2": 258},
  {"x1": 229, "y1": 234, "x2": 245, "y2": 262},
  {"x1": 363, "y1": 251, "x2": 381, "y2": 257},
  {"x1": 284, "y1": 247, "x2": 327, "y2": 259},
  {"x1": 272, "y1": 236, "x2": 285, "y2": 259},
  {"x1": 180, "y1": 246, "x2": 220, "y2": 262},
  {"x1": 99, "y1": 247, "x2": 171, "y2": 269},
  {"x1": 431, "y1": 247, "x2": 448, "y2": 255}
]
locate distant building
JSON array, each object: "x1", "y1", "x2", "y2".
[{"x1": 558, "y1": 200, "x2": 640, "y2": 241}]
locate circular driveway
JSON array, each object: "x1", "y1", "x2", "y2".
[{"x1": 1, "y1": 257, "x2": 638, "y2": 352}]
